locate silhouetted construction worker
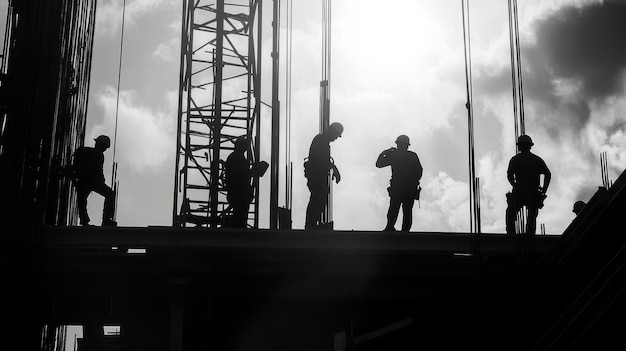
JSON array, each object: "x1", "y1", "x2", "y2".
[
  {"x1": 72, "y1": 135, "x2": 117, "y2": 226},
  {"x1": 572, "y1": 200, "x2": 586, "y2": 216},
  {"x1": 376, "y1": 135, "x2": 423, "y2": 232},
  {"x1": 304, "y1": 122, "x2": 343, "y2": 229},
  {"x1": 505, "y1": 134, "x2": 551, "y2": 235},
  {"x1": 225, "y1": 136, "x2": 254, "y2": 228}
]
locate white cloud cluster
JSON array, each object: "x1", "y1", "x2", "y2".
[{"x1": 89, "y1": 86, "x2": 176, "y2": 172}]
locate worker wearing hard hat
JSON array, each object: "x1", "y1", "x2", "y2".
[
  {"x1": 225, "y1": 136, "x2": 254, "y2": 228},
  {"x1": 376, "y1": 134, "x2": 423, "y2": 232},
  {"x1": 572, "y1": 200, "x2": 586, "y2": 215},
  {"x1": 304, "y1": 122, "x2": 343, "y2": 230},
  {"x1": 71, "y1": 135, "x2": 117, "y2": 226},
  {"x1": 505, "y1": 134, "x2": 551, "y2": 235}
]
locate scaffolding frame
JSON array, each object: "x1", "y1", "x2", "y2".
[
  {"x1": 173, "y1": 0, "x2": 263, "y2": 228},
  {"x1": 0, "y1": 0, "x2": 96, "y2": 230}
]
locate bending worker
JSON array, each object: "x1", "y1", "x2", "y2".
[
  {"x1": 376, "y1": 134, "x2": 423, "y2": 232},
  {"x1": 304, "y1": 122, "x2": 343, "y2": 229}
]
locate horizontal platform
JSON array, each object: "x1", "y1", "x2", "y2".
[
  {"x1": 37, "y1": 226, "x2": 560, "y2": 255},
  {"x1": 20, "y1": 226, "x2": 568, "y2": 335},
  {"x1": 25, "y1": 226, "x2": 563, "y2": 304}
]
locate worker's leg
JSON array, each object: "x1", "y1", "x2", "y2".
[
  {"x1": 505, "y1": 192, "x2": 521, "y2": 234},
  {"x1": 385, "y1": 197, "x2": 401, "y2": 231},
  {"x1": 92, "y1": 182, "x2": 116, "y2": 225},
  {"x1": 76, "y1": 185, "x2": 91, "y2": 226},
  {"x1": 231, "y1": 200, "x2": 250, "y2": 228},
  {"x1": 400, "y1": 198, "x2": 415, "y2": 232},
  {"x1": 526, "y1": 206, "x2": 539, "y2": 235},
  {"x1": 305, "y1": 177, "x2": 327, "y2": 229}
]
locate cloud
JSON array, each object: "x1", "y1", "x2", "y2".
[
  {"x1": 418, "y1": 171, "x2": 473, "y2": 232},
  {"x1": 82, "y1": 0, "x2": 626, "y2": 232},
  {"x1": 89, "y1": 86, "x2": 176, "y2": 172},
  {"x1": 95, "y1": 0, "x2": 176, "y2": 38},
  {"x1": 152, "y1": 40, "x2": 175, "y2": 62},
  {"x1": 534, "y1": 1, "x2": 626, "y2": 100}
]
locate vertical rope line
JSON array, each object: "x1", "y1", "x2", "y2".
[
  {"x1": 513, "y1": 0, "x2": 525, "y2": 133},
  {"x1": 508, "y1": 0, "x2": 519, "y2": 150},
  {"x1": 462, "y1": 0, "x2": 477, "y2": 233},
  {"x1": 285, "y1": 0, "x2": 293, "y2": 209},
  {"x1": 467, "y1": 2, "x2": 478, "y2": 233},
  {"x1": 111, "y1": 0, "x2": 126, "y2": 184},
  {"x1": 328, "y1": 0, "x2": 331, "y2": 90}
]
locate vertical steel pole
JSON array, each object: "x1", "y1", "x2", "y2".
[
  {"x1": 209, "y1": 0, "x2": 225, "y2": 228},
  {"x1": 269, "y1": 0, "x2": 280, "y2": 229}
]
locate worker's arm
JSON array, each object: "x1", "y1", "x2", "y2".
[
  {"x1": 415, "y1": 154, "x2": 423, "y2": 181},
  {"x1": 541, "y1": 166, "x2": 551, "y2": 194},
  {"x1": 331, "y1": 164, "x2": 341, "y2": 183},
  {"x1": 376, "y1": 148, "x2": 394, "y2": 168},
  {"x1": 506, "y1": 159, "x2": 515, "y2": 187}
]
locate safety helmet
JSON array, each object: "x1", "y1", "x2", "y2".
[
  {"x1": 94, "y1": 135, "x2": 111, "y2": 148},
  {"x1": 329, "y1": 122, "x2": 344, "y2": 137},
  {"x1": 517, "y1": 134, "x2": 534, "y2": 146},
  {"x1": 395, "y1": 135, "x2": 410, "y2": 145},
  {"x1": 572, "y1": 200, "x2": 586, "y2": 214},
  {"x1": 234, "y1": 136, "x2": 247, "y2": 145}
]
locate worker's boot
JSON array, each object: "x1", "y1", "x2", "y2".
[{"x1": 102, "y1": 218, "x2": 117, "y2": 227}]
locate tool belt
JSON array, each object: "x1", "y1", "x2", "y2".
[{"x1": 506, "y1": 190, "x2": 546, "y2": 209}]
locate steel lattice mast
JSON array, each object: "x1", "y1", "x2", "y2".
[{"x1": 173, "y1": 0, "x2": 263, "y2": 228}]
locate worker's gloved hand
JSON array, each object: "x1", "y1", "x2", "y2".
[
  {"x1": 383, "y1": 147, "x2": 395, "y2": 156},
  {"x1": 332, "y1": 166, "x2": 341, "y2": 184}
]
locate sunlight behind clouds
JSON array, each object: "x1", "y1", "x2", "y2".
[{"x1": 83, "y1": 0, "x2": 626, "y2": 231}]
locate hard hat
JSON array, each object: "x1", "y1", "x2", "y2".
[
  {"x1": 329, "y1": 122, "x2": 344, "y2": 137},
  {"x1": 517, "y1": 134, "x2": 534, "y2": 146},
  {"x1": 395, "y1": 135, "x2": 410, "y2": 145},
  {"x1": 94, "y1": 135, "x2": 111, "y2": 148},
  {"x1": 572, "y1": 200, "x2": 586, "y2": 213},
  {"x1": 234, "y1": 136, "x2": 247, "y2": 145}
]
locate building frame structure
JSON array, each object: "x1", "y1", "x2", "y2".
[{"x1": 173, "y1": 0, "x2": 263, "y2": 229}]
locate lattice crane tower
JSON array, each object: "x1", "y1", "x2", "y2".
[{"x1": 173, "y1": 0, "x2": 263, "y2": 228}]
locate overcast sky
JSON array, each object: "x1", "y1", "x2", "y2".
[{"x1": 83, "y1": 0, "x2": 626, "y2": 234}]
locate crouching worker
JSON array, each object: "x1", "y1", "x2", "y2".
[{"x1": 72, "y1": 135, "x2": 117, "y2": 226}]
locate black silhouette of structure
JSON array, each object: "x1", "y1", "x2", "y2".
[
  {"x1": 2, "y1": 1, "x2": 626, "y2": 351},
  {"x1": 173, "y1": 0, "x2": 263, "y2": 229}
]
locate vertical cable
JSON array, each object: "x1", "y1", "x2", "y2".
[
  {"x1": 269, "y1": 0, "x2": 281, "y2": 229},
  {"x1": 111, "y1": 0, "x2": 126, "y2": 185},
  {"x1": 509, "y1": 0, "x2": 527, "y2": 234},
  {"x1": 508, "y1": 0, "x2": 519, "y2": 148},
  {"x1": 462, "y1": 0, "x2": 479, "y2": 234},
  {"x1": 513, "y1": 0, "x2": 525, "y2": 133},
  {"x1": 320, "y1": 0, "x2": 332, "y2": 225},
  {"x1": 285, "y1": 0, "x2": 293, "y2": 209}
]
